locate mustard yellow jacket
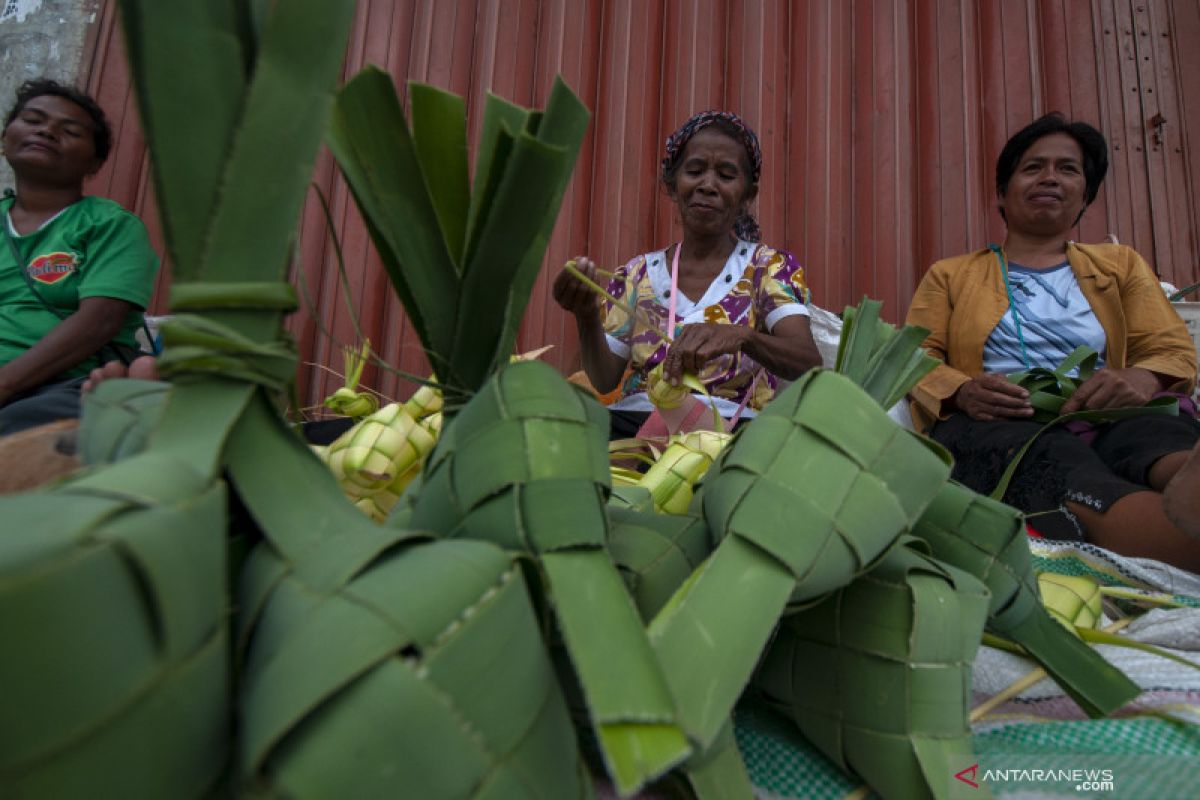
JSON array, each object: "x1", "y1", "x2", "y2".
[{"x1": 905, "y1": 243, "x2": 1198, "y2": 434}]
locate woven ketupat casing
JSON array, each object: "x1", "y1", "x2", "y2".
[
  {"x1": 1038, "y1": 573, "x2": 1103, "y2": 631},
  {"x1": 608, "y1": 506, "x2": 713, "y2": 620},
  {"x1": 236, "y1": 535, "x2": 590, "y2": 799},
  {"x1": 413, "y1": 360, "x2": 611, "y2": 551},
  {"x1": 648, "y1": 370, "x2": 954, "y2": 752},
  {"x1": 77, "y1": 378, "x2": 168, "y2": 465},
  {"x1": 755, "y1": 542, "x2": 991, "y2": 800},
  {"x1": 409, "y1": 361, "x2": 691, "y2": 795},
  {"x1": 703, "y1": 370, "x2": 952, "y2": 603},
  {"x1": 0, "y1": 454, "x2": 229, "y2": 797},
  {"x1": 909, "y1": 481, "x2": 1140, "y2": 717}
]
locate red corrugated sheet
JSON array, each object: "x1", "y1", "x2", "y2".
[{"x1": 78, "y1": 0, "x2": 1200, "y2": 406}]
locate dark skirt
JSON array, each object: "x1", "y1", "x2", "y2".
[
  {"x1": 930, "y1": 412, "x2": 1200, "y2": 541},
  {"x1": 0, "y1": 377, "x2": 87, "y2": 436}
]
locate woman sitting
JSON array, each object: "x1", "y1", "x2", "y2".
[
  {"x1": 0, "y1": 78, "x2": 158, "y2": 435},
  {"x1": 553, "y1": 111, "x2": 821, "y2": 438},
  {"x1": 906, "y1": 113, "x2": 1200, "y2": 571}
]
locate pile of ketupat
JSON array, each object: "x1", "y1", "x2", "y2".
[{"x1": 0, "y1": 2, "x2": 1151, "y2": 799}]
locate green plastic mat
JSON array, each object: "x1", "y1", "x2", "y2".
[{"x1": 736, "y1": 696, "x2": 1200, "y2": 799}]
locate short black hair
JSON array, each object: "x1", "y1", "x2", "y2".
[
  {"x1": 4, "y1": 78, "x2": 112, "y2": 164},
  {"x1": 995, "y1": 113, "x2": 1108, "y2": 221}
]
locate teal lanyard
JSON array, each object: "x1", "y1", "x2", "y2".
[{"x1": 988, "y1": 244, "x2": 1033, "y2": 370}]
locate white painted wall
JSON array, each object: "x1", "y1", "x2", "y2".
[{"x1": 0, "y1": 0, "x2": 98, "y2": 188}]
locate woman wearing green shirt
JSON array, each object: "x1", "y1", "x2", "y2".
[{"x1": 0, "y1": 78, "x2": 158, "y2": 434}]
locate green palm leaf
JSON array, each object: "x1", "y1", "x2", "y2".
[
  {"x1": 608, "y1": 506, "x2": 713, "y2": 620},
  {"x1": 411, "y1": 84, "x2": 471, "y2": 267},
  {"x1": 117, "y1": 0, "x2": 247, "y2": 277},
  {"x1": 327, "y1": 68, "x2": 459, "y2": 372},
  {"x1": 909, "y1": 481, "x2": 1140, "y2": 717},
  {"x1": 329, "y1": 72, "x2": 588, "y2": 405}
]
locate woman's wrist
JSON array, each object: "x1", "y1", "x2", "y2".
[{"x1": 574, "y1": 307, "x2": 604, "y2": 339}]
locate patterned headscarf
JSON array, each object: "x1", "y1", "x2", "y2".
[{"x1": 661, "y1": 110, "x2": 762, "y2": 242}]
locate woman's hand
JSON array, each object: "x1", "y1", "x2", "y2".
[
  {"x1": 662, "y1": 323, "x2": 751, "y2": 386},
  {"x1": 552, "y1": 256, "x2": 628, "y2": 394},
  {"x1": 1060, "y1": 367, "x2": 1162, "y2": 413},
  {"x1": 951, "y1": 373, "x2": 1033, "y2": 420},
  {"x1": 552, "y1": 256, "x2": 602, "y2": 322}
]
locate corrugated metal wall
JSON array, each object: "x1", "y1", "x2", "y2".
[{"x1": 79, "y1": 0, "x2": 1200, "y2": 406}]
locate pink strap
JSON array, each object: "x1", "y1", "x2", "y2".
[
  {"x1": 725, "y1": 368, "x2": 760, "y2": 432},
  {"x1": 666, "y1": 242, "x2": 681, "y2": 341}
]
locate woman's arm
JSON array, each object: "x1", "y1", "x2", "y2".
[
  {"x1": 659, "y1": 245, "x2": 820, "y2": 384},
  {"x1": 1115, "y1": 247, "x2": 1197, "y2": 391},
  {"x1": 0, "y1": 296, "x2": 134, "y2": 405},
  {"x1": 1061, "y1": 246, "x2": 1195, "y2": 413},
  {"x1": 552, "y1": 257, "x2": 628, "y2": 394},
  {"x1": 906, "y1": 261, "x2": 976, "y2": 423},
  {"x1": 743, "y1": 314, "x2": 822, "y2": 379},
  {"x1": 907, "y1": 266, "x2": 1034, "y2": 423}
]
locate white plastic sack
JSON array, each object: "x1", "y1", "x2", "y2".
[{"x1": 806, "y1": 304, "x2": 916, "y2": 431}]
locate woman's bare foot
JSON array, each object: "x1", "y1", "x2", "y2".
[
  {"x1": 82, "y1": 355, "x2": 160, "y2": 393},
  {"x1": 1163, "y1": 439, "x2": 1200, "y2": 539}
]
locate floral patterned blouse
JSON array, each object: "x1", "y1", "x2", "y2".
[{"x1": 602, "y1": 240, "x2": 811, "y2": 415}]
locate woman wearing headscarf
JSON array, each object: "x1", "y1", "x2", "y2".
[
  {"x1": 906, "y1": 113, "x2": 1200, "y2": 571},
  {"x1": 553, "y1": 111, "x2": 821, "y2": 438}
]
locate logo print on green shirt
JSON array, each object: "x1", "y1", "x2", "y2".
[{"x1": 27, "y1": 251, "x2": 78, "y2": 284}]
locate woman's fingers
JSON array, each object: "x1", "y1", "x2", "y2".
[
  {"x1": 663, "y1": 324, "x2": 746, "y2": 385},
  {"x1": 974, "y1": 373, "x2": 1029, "y2": 399},
  {"x1": 552, "y1": 256, "x2": 600, "y2": 318},
  {"x1": 957, "y1": 374, "x2": 1032, "y2": 420},
  {"x1": 1062, "y1": 367, "x2": 1158, "y2": 413}
]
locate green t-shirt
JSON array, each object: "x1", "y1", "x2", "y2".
[{"x1": 1, "y1": 195, "x2": 160, "y2": 377}]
